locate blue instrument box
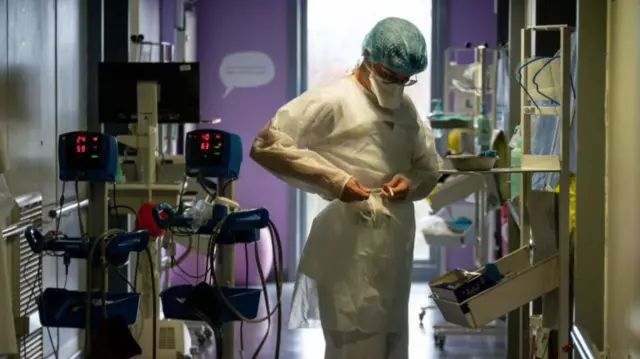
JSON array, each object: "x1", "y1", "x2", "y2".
[
  {"x1": 185, "y1": 129, "x2": 242, "y2": 179},
  {"x1": 58, "y1": 131, "x2": 118, "y2": 182}
]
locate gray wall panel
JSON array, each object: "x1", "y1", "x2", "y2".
[
  {"x1": 4, "y1": 0, "x2": 57, "y2": 205},
  {"x1": 0, "y1": 0, "x2": 87, "y2": 357},
  {"x1": 56, "y1": 0, "x2": 88, "y2": 202}
]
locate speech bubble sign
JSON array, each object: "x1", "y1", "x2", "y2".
[{"x1": 219, "y1": 51, "x2": 276, "y2": 98}]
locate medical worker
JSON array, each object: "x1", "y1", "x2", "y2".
[{"x1": 250, "y1": 17, "x2": 441, "y2": 359}]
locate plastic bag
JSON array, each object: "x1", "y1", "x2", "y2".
[
  {"x1": 190, "y1": 199, "x2": 214, "y2": 230},
  {"x1": 353, "y1": 189, "x2": 391, "y2": 228},
  {"x1": 421, "y1": 215, "x2": 452, "y2": 236}
]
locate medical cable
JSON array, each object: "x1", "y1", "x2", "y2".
[
  {"x1": 83, "y1": 229, "x2": 158, "y2": 359},
  {"x1": 143, "y1": 246, "x2": 158, "y2": 359},
  {"x1": 519, "y1": 53, "x2": 578, "y2": 337},
  {"x1": 26, "y1": 180, "x2": 74, "y2": 359},
  {"x1": 531, "y1": 55, "x2": 577, "y2": 103},
  {"x1": 83, "y1": 229, "x2": 122, "y2": 352},
  {"x1": 26, "y1": 181, "x2": 137, "y2": 359},
  {"x1": 161, "y1": 179, "x2": 281, "y2": 357},
  {"x1": 24, "y1": 243, "x2": 59, "y2": 359},
  {"x1": 532, "y1": 56, "x2": 561, "y2": 105},
  {"x1": 207, "y1": 217, "x2": 284, "y2": 358},
  {"x1": 31, "y1": 179, "x2": 79, "y2": 358},
  {"x1": 516, "y1": 56, "x2": 549, "y2": 113},
  {"x1": 200, "y1": 216, "x2": 277, "y2": 358},
  {"x1": 239, "y1": 243, "x2": 249, "y2": 355},
  {"x1": 268, "y1": 219, "x2": 284, "y2": 358}
]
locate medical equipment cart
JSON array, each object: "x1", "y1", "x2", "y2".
[{"x1": 428, "y1": 26, "x2": 572, "y2": 359}]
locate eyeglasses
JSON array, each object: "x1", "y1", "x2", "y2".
[{"x1": 371, "y1": 65, "x2": 418, "y2": 87}]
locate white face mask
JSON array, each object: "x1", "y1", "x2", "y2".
[{"x1": 369, "y1": 72, "x2": 404, "y2": 109}]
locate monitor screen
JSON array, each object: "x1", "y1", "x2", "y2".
[
  {"x1": 98, "y1": 62, "x2": 200, "y2": 124},
  {"x1": 186, "y1": 130, "x2": 225, "y2": 167},
  {"x1": 64, "y1": 132, "x2": 104, "y2": 170}
]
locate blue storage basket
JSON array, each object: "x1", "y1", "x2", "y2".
[
  {"x1": 38, "y1": 288, "x2": 140, "y2": 329},
  {"x1": 160, "y1": 284, "x2": 261, "y2": 322}
]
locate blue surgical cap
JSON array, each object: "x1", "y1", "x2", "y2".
[{"x1": 362, "y1": 17, "x2": 428, "y2": 76}]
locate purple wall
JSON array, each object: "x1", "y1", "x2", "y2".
[
  {"x1": 445, "y1": 0, "x2": 497, "y2": 270},
  {"x1": 194, "y1": 0, "x2": 291, "y2": 274},
  {"x1": 161, "y1": 0, "x2": 497, "y2": 278}
]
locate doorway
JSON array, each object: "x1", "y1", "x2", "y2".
[{"x1": 299, "y1": 0, "x2": 440, "y2": 281}]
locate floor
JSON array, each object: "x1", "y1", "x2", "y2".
[{"x1": 193, "y1": 283, "x2": 506, "y2": 359}]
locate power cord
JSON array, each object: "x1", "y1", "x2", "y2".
[
  {"x1": 25, "y1": 180, "x2": 71, "y2": 359},
  {"x1": 206, "y1": 217, "x2": 284, "y2": 358},
  {"x1": 239, "y1": 243, "x2": 249, "y2": 356},
  {"x1": 143, "y1": 247, "x2": 158, "y2": 359},
  {"x1": 110, "y1": 182, "x2": 157, "y2": 358},
  {"x1": 162, "y1": 179, "x2": 281, "y2": 358}
]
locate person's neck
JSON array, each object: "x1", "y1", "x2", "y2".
[{"x1": 353, "y1": 63, "x2": 371, "y2": 91}]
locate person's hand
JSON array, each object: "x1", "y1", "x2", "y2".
[
  {"x1": 382, "y1": 175, "x2": 410, "y2": 201},
  {"x1": 339, "y1": 177, "x2": 371, "y2": 202}
]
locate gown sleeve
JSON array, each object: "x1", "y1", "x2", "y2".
[
  {"x1": 250, "y1": 91, "x2": 353, "y2": 200},
  {"x1": 399, "y1": 118, "x2": 443, "y2": 202}
]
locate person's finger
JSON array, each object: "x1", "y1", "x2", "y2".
[
  {"x1": 389, "y1": 181, "x2": 409, "y2": 192},
  {"x1": 352, "y1": 180, "x2": 371, "y2": 193},
  {"x1": 385, "y1": 177, "x2": 403, "y2": 188},
  {"x1": 354, "y1": 187, "x2": 370, "y2": 198},
  {"x1": 388, "y1": 188, "x2": 395, "y2": 197}
]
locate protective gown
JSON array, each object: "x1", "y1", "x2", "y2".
[{"x1": 250, "y1": 76, "x2": 440, "y2": 358}]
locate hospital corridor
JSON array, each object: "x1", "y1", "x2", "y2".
[
  {"x1": 0, "y1": 0, "x2": 635, "y2": 358},
  {"x1": 193, "y1": 283, "x2": 505, "y2": 359}
]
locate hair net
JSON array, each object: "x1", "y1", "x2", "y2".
[{"x1": 362, "y1": 17, "x2": 428, "y2": 75}]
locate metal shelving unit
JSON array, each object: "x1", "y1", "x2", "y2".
[
  {"x1": 423, "y1": 44, "x2": 507, "y2": 349},
  {"x1": 428, "y1": 25, "x2": 573, "y2": 358},
  {"x1": 518, "y1": 25, "x2": 572, "y2": 359}
]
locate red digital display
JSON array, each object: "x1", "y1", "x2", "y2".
[
  {"x1": 74, "y1": 135, "x2": 100, "y2": 154},
  {"x1": 187, "y1": 130, "x2": 224, "y2": 166},
  {"x1": 65, "y1": 132, "x2": 103, "y2": 170},
  {"x1": 198, "y1": 133, "x2": 222, "y2": 153}
]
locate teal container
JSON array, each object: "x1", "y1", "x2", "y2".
[{"x1": 475, "y1": 113, "x2": 491, "y2": 150}]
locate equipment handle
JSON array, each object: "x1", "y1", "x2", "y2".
[
  {"x1": 152, "y1": 203, "x2": 175, "y2": 229},
  {"x1": 106, "y1": 229, "x2": 151, "y2": 254},
  {"x1": 24, "y1": 226, "x2": 45, "y2": 254}
]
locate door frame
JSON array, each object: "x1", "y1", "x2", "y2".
[{"x1": 286, "y1": 0, "x2": 448, "y2": 282}]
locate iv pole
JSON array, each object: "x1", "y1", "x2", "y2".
[
  {"x1": 174, "y1": 3, "x2": 236, "y2": 356},
  {"x1": 175, "y1": 2, "x2": 237, "y2": 358}
]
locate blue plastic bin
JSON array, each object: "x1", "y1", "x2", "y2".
[
  {"x1": 160, "y1": 284, "x2": 261, "y2": 322},
  {"x1": 38, "y1": 288, "x2": 140, "y2": 329}
]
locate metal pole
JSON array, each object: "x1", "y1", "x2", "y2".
[
  {"x1": 476, "y1": 45, "x2": 486, "y2": 117},
  {"x1": 174, "y1": 0, "x2": 186, "y2": 62},
  {"x1": 573, "y1": 0, "x2": 607, "y2": 349},
  {"x1": 556, "y1": 26, "x2": 572, "y2": 359},
  {"x1": 217, "y1": 179, "x2": 235, "y2": 359},
  {"x1": 506, "y1": 0, "x2": 527, "y2": 357}
]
